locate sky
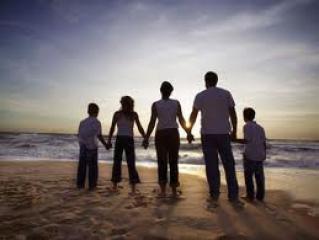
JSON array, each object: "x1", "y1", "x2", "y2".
[{"x1": 0, "y1": 0, "x2": 318, "y2": 139}]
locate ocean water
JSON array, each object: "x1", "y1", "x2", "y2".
[{"x1": 0, "y1": 133, "x2": 318, "y2": 170}]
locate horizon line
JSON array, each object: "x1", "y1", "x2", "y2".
[{"x1": 0, "y1": 131, "x2": 318, "y2": 142}]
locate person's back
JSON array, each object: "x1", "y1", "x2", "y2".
[
  {"x1": 188, "y1": 71, "x2": 240, "y2": 204},
  {"x1": 194, "y1": 87, "x2": 234, "y2": 134},
  {"x1": 144, "y1": 81, "x2": 190, "y2": 197},
  {"x1": 77, "y1": 103, "x2": 108, "y2": 190},
  {"x1": 239, "y1": 107, "x2": 267, "y2": 201},
  {"x1": 244, "y1": 121, "x2": 266, "y2": 161},
  {"x1": 116, "y1": 111, "x2": 134, "y2": 137},
  {"x1": 78, "y1": 116, "x2": 101, "y2": 150},
  {"x1": 106, "y1": 96, "x2": 146, "y2": 193},
  {"x1": 155, "y1": 98, "x2": 179, "y2": 130}
]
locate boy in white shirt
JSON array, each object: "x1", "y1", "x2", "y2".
[
  {"x1": 234, "y1": 107, "x2": 266, "y2": 201},
  {"x1": 77, "y1": 103, "x2": 108, "y2": 190}
]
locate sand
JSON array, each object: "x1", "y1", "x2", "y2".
[{"x1": 0, "y1": 161, "x2": 318, "y2": 240}]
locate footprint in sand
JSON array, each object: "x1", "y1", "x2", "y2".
[
  {"x1": 110, "y1": 227, "x2": 128, "y2": 238},
  {"x1": 154, "y1": 217, "x2": 166, "y2": 224},
  {"x1": 263, "y1": 203, "x2": 277, "y2": 215},
  {"x1": 216, "y1": 234, "x2": 249, "y2": 240}
]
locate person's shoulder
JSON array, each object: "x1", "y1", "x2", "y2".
[
  {"x1": 79, "y1": 118, "x2": 86, "y2": 124},
  {"x1": 153, "y1": 99, "x2": 162, "y2": 105},
  {"x1": 80, "y1": 117, "x2": 90, "y2": 124},
  {"x1": 196, "y1": 89, "x2": 207, "y2": 98},
  {"x1": 256, "y1": 122, "x2": 265, "y2": 132},
  {"x1": 91, "y1": 117, "x2": 101, "y2": 124},
  {"x1": 216, "y1": 86, "x2": 231, "y2": 95},
  {"x1": 132, "y1": 111, "x2": 139, "y2": 117},
  {"x1": 152, "y1": 101, "x2": 160, "y2": 108},
  {"x1": 114, "y1": 110, "x2": 121, "y2": 116},
  {"x1": 170, "y1": 98, "x2": 180, "y2": 104},
  {"x1": 244, "y1": 121, "x2": 254, "y2": 130}
]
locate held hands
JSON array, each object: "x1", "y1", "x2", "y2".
[
  {"x1": 187, "y1": 133, "x2": 195, "y2": 144},
  {"x1": 142, "y1": 138, "x2": 149, "y2": 149},
  {"x1": 105, "y1": 141, "x2": 112, "y2": 150},
  {"x1": 230, "y1": 131, "x2": 237, "y2": 142}
]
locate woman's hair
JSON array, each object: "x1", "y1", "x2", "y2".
[
  {"x1": 160, "y1": 81, "x2": 174, "y2": 98},
  {"x1": 120, "y1": 96, "x2": 134, "y2": 120}
]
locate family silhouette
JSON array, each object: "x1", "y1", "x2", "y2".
[{"x1": 77, "y1": 71, "x2": 267, "y2": 206}]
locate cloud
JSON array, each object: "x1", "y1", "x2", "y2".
[{"x1": 0, "y1": 0, "x2": 318, "y2": 138}]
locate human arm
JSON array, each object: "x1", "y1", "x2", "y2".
[
  {"x1": 229, "y1": 107, "x2": 237, "y2": 140},
  {"x1": 106, "y1": 112, "x2": 118, "y2": 148},
  {"x1": 134, "y1": 112, "x2": 146, "y2": 138},
  {"x1": 187, "y1": 107, "x2": 198, "y2": 143},
  {"x1": 98, "y1": 134, "x2": 108, "y2": 149},
  {"x1": 143, "y1": 103, "x2": 157, "y2": 148},
  {"x1": 177, "y1": 102, "x2": 190, "y2": 134}
]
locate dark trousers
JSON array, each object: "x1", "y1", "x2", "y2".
[
  {"x1": 201, "y1": 134, "x2": 239, "y2": 200},
  {"x1": 244, "y1": 158, "x2": 265, "y2": 200},
  {"x1": 77, "y1": 145, "x2": 98, "y2": 189},
  {"x1": 155, "y1": 128, "x2": 180, "y2": 187},
  {"x1": 111, "y1": 136, "x2": 140, "y2": 184}
]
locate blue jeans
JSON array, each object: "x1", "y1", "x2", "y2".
[
  {"x1": 201, "y1": 134, "x2": 239, "y2": 200},
  {"x1": 243, "y1": 158, "x2": 265, "y2": 200},
  {"x1": 77, "y1": 145, "x2": 98, "y2": 189}
]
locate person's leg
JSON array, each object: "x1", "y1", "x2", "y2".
[
  {"x1": 88, "y1": 148, "x2": 98, "y2": 190},
  {"x1": 243, "y1": 158, "x2": 255, "y2": 200},
  {"x1": 201, "y1": 134, "x2": 220, "y2": 199},
  {"x1": 124, "y1": 137, "x2": 140, "y2": 191},
  {"x1": 255, "y1": 161, "x2": 265, "y2": 201},
  {"x1": 168, "y1": 129, "x2": 180, "y2": 196},
  {"x1": 217, "y1": 135, "x2": 239, "y2": 201},
  {"x1": 77, "y1": 145, "x2": 87, "y2": 189},
  {"x1": 155, "y1": 131, "x2": 168, "y2": 196},
  {"x1": 111, "y1": 137, "x2": 124, "y2": 190}
]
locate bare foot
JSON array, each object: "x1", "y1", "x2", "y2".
[
  {"x1": 157, "y1": 192, "x2": 166, "y2": 198},
  {"x1": 110, "y1": 183, "x2": 118, "y2": 192}
]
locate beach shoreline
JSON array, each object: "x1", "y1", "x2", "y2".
[{"x1": 0, "y1": 160, "x2": 319, "y2": 239}]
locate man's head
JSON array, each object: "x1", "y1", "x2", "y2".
[
  {"x1": 160, "y1": 81, "x2": 174, "y2": 98},
  {"x1": 204, "y1": 71, "x2": 218, "y2": 88},
  {"x1": 88, "y1": 103, "x2": 99, "y2": 117},
  {"x1": 243, "y1": 107, "x2": 255, "y2": 122}
]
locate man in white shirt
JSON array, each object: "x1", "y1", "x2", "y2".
[
  {"x1": 188, "y1": 71, "x2": 240, "y2": 203},
  {"x1": 77, "y1": 103, "x2": 108, "y2": 190},
  {"x1": 234, "y1": 107, "x2": 266, "y2": 201}
]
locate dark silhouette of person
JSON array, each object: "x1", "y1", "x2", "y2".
[
  {"x1": 188, "y1": 72, "x2": 242, "y2": 205},
  {"x1": 77, "y1": 103, "x2": 108, "y2": 190},
  {"x1": 106, "y1": 96, "x2": 145, "y2": 194},
  {"x1": 233, "y1": 107, "x2": 267, "y2": 201},
  {"x1": 143, "y1": 81, "x2": 190, "y2": 197}
]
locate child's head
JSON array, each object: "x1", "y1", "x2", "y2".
[
  {"x1": 160, "y1": 81, "x2": 174, "y2": 98},
  {"x1": 120, "y1": 96, "x2": 134, "y2": 113},
  {"x1": 88, "y1": 103, "x2": 99, "y2": 117},
  {"x1": 243, "y1": 107, "x2": 255, "y2": 122}
]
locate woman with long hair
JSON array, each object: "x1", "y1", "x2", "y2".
[{"x1": 107, "y1": 96, "x2": 145, "y2": 194}]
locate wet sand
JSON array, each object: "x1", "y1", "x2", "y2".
[{"x1": 0, "y1": 161, "x2": 318, "y2": 240}]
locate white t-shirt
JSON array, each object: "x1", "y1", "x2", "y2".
[
  {"x1": 78, "y1": 116, "x2": 102, "y2": 149},
  {"x1": 193, "y1": 87, "x2": 235, "y2": 134},
  {"x1": 117, "y1": 112, "x2": 134, "y2": 137},
  {"x1": 155, "y1": 99, "x2": 179, "y2": 130},
  {"x1": 243, "y1": 121, "x2": 266, "y2": 161}
]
